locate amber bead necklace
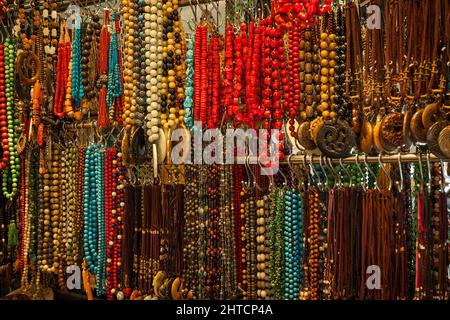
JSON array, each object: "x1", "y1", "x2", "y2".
[{"x1": 122, "y1": 0, "x2": 138, "y2": 129}]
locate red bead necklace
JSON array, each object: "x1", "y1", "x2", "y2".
[
  {"x1": 105, "y1": 148, "x2": 114, "y2": 299},
  {"x1": 208, "y1": 34, "x2": 221, "y2": 129},
  {"x1": 0, "y1": 43, "x2": 9, "y2": 170},
  {"x1": 53, "y1": 24, "x2": 70, "y2": 118},
  {"x1": 232, "y1": 30, "x2": 244, "y2": 126},
  {"x1": 260, "y1": 20, "x2": 272, "y2": 130},
  {"x1": 97, "y1": 16, "x2": 111, "y2": 129},
  {"x1": 223, "y1": 23, "x2": 234, "y2": 122},
  {"x1": 287, "y1": 28, "x2": 301, "y2": 139},
  {"x1": 106, "y1": 147, "x2": 125, "y2": 299},
  {"x1": 246, "y1": 22, "x2": 262, "y2": 128},
  {"x1": 199, "y1": 25, "x2": 208, "y2": 125}
]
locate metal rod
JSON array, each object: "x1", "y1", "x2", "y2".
[
  {"x1": 64, "y1": 120, "x2": 98, "y2": 129},
  {"x1": 239, "y1": 153, "x2": 448, "y2": 165}
]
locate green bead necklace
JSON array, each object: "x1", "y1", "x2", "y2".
[{"x1": 2, "y1": 37, "x2": 20, "y2": 200}]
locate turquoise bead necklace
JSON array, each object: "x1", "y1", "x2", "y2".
[
  {"x1": 106, "y1": 13, "x2": 123, "y2": 112},
  {"x1": 2, "y1": 36, "x2": 20, "y2": 200},
  {"x1": 283, "y1": 188, "x2": 303, "y2": 299},
  {"x1": 183, "y1": 36, "x2": 194, "y2": 129},
  {"x1": 83, "y1": 144, "x2": 99, "y2": 274},
  {"x1": 71, "y1": 15, "x2": 84, "y2": 108}
]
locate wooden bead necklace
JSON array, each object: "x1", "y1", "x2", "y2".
[
  {"x1": 81, "y1": 16, "x2": 100, "y2": 111},
  {"x1": 122, "y1": 0, "x2": 138, "y2": 129},
  {"x1": 182, "y1": 165, "x2": 198, "y2": 296},
  {"x1": 161, "y1": 0, "x2": 185, "y2": 129},
  {"x1": 42, "y1": 0, "x2": 58, "y2": 65},
  {"x1": 256, "y1": 195, "x2": 270, "y2": 299},
  {"x1": 319, "y1": 13, "x2": 337, "y2": 120}
]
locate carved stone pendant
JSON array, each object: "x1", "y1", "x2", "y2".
[{"x1": 316, "y1": 119, "x2": 355, "y2": 158}]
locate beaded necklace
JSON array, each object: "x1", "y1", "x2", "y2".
[
  {"x1": 134, "y1": 3, "x2": 147, "y2": 130},
  {"x1": 71, "y1": 15, "x2": 84, "y2": 112},
  {"x1": 20, "y1": 149, "x2": 32, "y2": 288},
  {"x1": 0, "y1": 43, "x2": 10, "y2": 171},
  {"x1": 160, "y1": 0, "x2": 185, "y2": 129},
  {"x1": 96, "y1": 147, "x2": 106, "y2": 295},
  {"x1": 256, "y1": 194, "x2": 271, "y2": 299},
  {"x1": 223, "y1": 23, "x2": 234, "y2": 123},
  {"x1": 183, "y1": 36, "x2": 194, "y2": 129},
  {"x1": 269, "y1": 186, "x2": 284, "y2": 299},
  {"x1": 122, "y1": 0, "x2": 137, "y2": 129},
  {"x1": 83, "y1": 144, "x2": 99, "y2": 275},
  {"x1": 144, "y1": 0, "x2": 163, "y2": 142},
  {"x1": 97, "y1": 12, "x2": 111, "y2": 129},
  {"x1": 287, "y1": 28, "x2": 301, "y2": 136},
  {"x1": 283, "y1": 187, "x2": 303, "y2": 299},
  {"x1": 42, "y1": 0, "x2": 58, "y2": 65},
  {"x1": 54, "y1": 23, "x2": 70, "y2": 118},
  {"x1": 219, "y1": 163, "x2": 236, "y2": 298},
  {"x1": 319, "y1": 13, "x2": 337, "y2": 120},
  {"x1": 2, "y1": 37, "x2": 20, "y2": 200},
  {"x1": 182, "y1": 164, "x2": 200, "y2": 298},
  {"x1": 49, "y1": 143, "x2": 61, "y2": 275},
  {"x1": 58, "y1": 143, "x2": 68, "y2": 288},
  {"x1": 80, "y1": 17, "x2": 99, "y2": 115},
  {"x1": 208, "y1": 34, "x2": 221, "y2": 129},
  {"x1": 206, "y1": 164, "x2": 221, "y2": 299},
  {"x1": 105, "y1": 148, "x2": 114, "y2": 299}
]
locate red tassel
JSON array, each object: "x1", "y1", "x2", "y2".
[{"x1": 98, "y1": 86, "x2": 109, "y2": 128}]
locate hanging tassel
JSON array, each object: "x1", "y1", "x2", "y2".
[
  {"x1": 8, "y1": 220, "x2": 18, "y2": 247},
  {"x1": 98, "y1": 86, "x2": 109, "y2": 128}
]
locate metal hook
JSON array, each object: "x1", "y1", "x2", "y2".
[
  {"x1": 426, "y1": 151, "x2": 432, "y2": 193},
  {"x1": 364, "y1": 153, "x2": 380, "y2": 191},
  {"x1": 277, "y1": 164, "x2": 289, "y2": 188},
  {"x1": 397, "y1": 152, "x2": 404, "y2": 192},
  {"x1": 355, "y1": 154, "x2": 367, "y2": 191},
  {"x1": 439, "y1": 159, "x2": 446, "y2": 193},
  {"x1": 309, "y1": 154, "x2": 322, "y2": 190},
  {"x1": 339, "y1": 157, "x2": 353, "y2": 188},
  {"x1": 378, "y1": 153, "x2": 392, "y2": 191},
  {"x1": 319, "y1": 155, "x2": 329, "y2": 190},
  {"x1": 417, "y1": 152, "x2": 424, "y2": 192},
  {"x1": 302, "y1": 153, "x2": 312, "y2": 189},
  {"x1": 327, "y1": 157, "x2": 342, "y2": 188},
  {"x1": 288, "y1": 153, "x2": 302, "y2": 191}
]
